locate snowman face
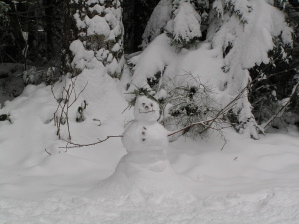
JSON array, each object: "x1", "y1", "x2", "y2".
[{"x1": 134, "y1": 96, "x2": 160, "y2": 122}]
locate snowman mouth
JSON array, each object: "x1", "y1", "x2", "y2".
[{"x1": 139, "y1": 109, "x2": 155, "y2": 114}]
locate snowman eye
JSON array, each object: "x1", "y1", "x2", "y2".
[
  {"x1": 142, "y1": 103, "x2": 145, "y2": 106},
  {"x1": 150, "y1": 103, "x2": 153, "y2": 107}
]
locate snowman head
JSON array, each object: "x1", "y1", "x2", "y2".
[{"x1": 134, "y1": 96, "x2": 160, "y2": 122}]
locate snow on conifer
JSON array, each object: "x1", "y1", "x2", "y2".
[
  {"x1": 141, "y1": 0, "x2": 172, "y2": 49},
  {"x1": 165, "y1": 0, "x2": 202, "y2": 50},
  {"x1": 141, "y1": 0, "x2": 209, "y2": 50},
  {"x1": 207, "y1": 0, "x2": 293, "y2": 139},
  {"x1": 63, "y1": 0, "x2": 124, "y2": 78}
]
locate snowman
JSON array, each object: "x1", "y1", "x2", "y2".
[
  {"x1": 121, "y1": 95, "x2": 169, "y2": 170},
  {"x1": 98, "y1": 95, "x2": 189, "y2": 200}
]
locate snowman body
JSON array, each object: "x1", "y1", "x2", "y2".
[
  {"x1": 98, "y1": 96, "x2": 186, "y2": 198},
  {"x1": 122, "y1": 95, "x2": 168, "y2": 153},
  {"x1": 122, "y1": 121, "x2": 168, "y2": 152}
]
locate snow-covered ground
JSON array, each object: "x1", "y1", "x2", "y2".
[{"x1": 0, "y1": 67, "x2": 298, "y2": 224}]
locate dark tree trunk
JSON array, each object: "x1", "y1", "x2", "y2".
[{"x1": 122, "y1": 0, "x2": 159, "y2": 53}]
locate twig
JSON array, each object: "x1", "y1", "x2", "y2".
[
  {"x1": 93, "y1": 118, "x2": 101, "y2": 126},
  {"x1": 121, "y1": 104, "x2": 131, "y2": 114},
  {"x1": 51, "y1": 78, "x2": 88, "y2": 140},
  {"x1": 59, "y1": 135, "x2": 123, "y2": 149},
  {"x1": 45, "y1": 148, "x2": 51, "y2": 156},
  {"x1": 221, "y1": 138, "x2": 227, "y2": 151}
]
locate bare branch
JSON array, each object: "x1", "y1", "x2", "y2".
[
  {"x1": 45, "y1": 148, "x2": 51, "y2": 156},
  {"x1": 69, "y1": 81, "x2": 88, "y2": 108},
  {"x1": 221, "y1": 139, "x2": 227, "y2": 151}
]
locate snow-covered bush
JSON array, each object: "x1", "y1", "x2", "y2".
[
  {"x1": 63, "y1": 0, "x2": 124, "y2": 78},
  {"x1": 165, "y1": 0, "x2": 209, "y2": 50}
]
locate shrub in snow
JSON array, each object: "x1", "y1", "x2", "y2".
[
  {"x1": 62, "y1": 0, "x2": 124, "y2": 78},
  {"x1": 162, "y1": 73, "x2": 219, "y2": 138},
  {"x1": 0, "y1": 63, "x2": 24, "y2": 102},
  {"x1": 126, "y1": 74, "x2": 219, "y2": 139}
]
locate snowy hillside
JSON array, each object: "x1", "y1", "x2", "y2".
[{"x1": 0, "y1": 67, "x2": 299, "y2": 223}]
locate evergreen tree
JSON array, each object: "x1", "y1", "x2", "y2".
[
  {"x1": 207, "y1": 0, "x2": 293, "y2": 138},
  {"x1": 62, "y1": 0, "x2": 124, "y2": 78},
  {"x1": 44, "y1": 0, "x2": 64, "y2": 62},
  {"x1": 249, "y1": 0, "x2": 299, "y2": 128},
  {"x1": 165, "y1": 0, "x2": 209, "y2": 50},
  {"x1": 0, "y1": 0, "x2": 62, "y2": 66},
  {"x1": 141, "y1": 0, "x2": 172, "y2": 50}
]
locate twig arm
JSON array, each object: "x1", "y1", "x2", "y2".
[{"x1": 59, "y1": 135, "x2": 123, "y2": 149}]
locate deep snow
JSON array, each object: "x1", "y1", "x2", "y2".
[{"x1": 0, "y1": 67, "x2": 299, "y2": 223}]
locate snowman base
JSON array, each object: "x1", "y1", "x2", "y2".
[{"x1": 98, "y1": 151, "x2": 189, "y2": 200}]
